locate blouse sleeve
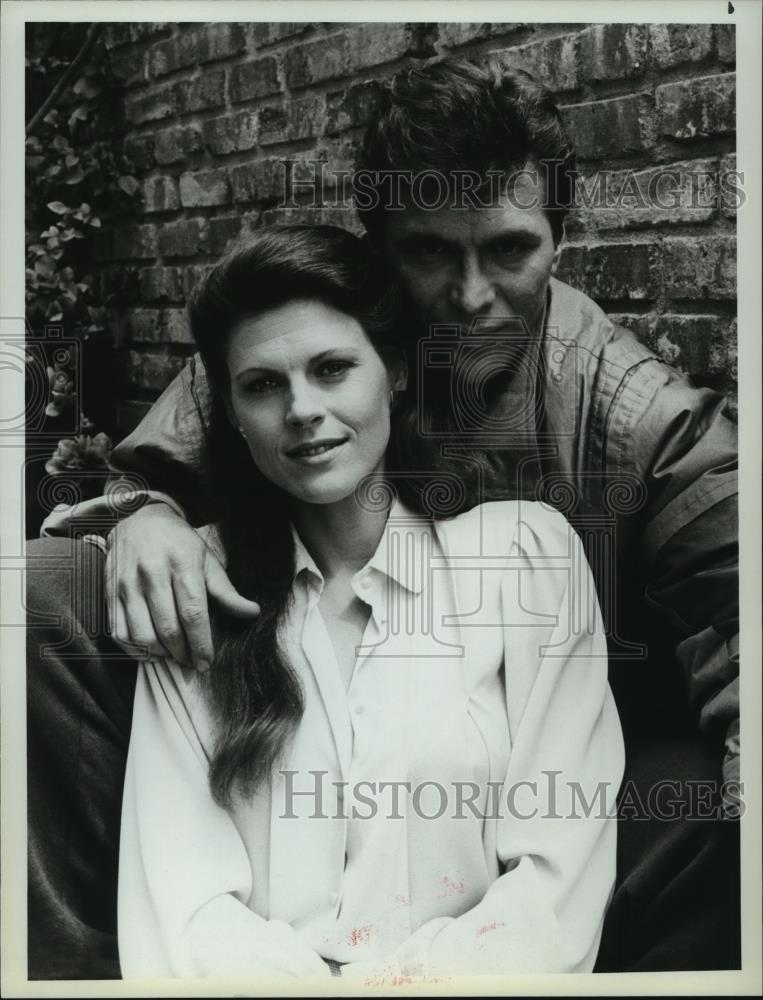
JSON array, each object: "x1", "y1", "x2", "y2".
[
  {"x1": 344, "y1": 503, "x2": 624, "y2": 980},
  {"x1": 117, "y1": 659, "x2": 331, "y2": 980}
]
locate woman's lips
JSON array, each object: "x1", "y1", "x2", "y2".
[{"x1": 285, "y1": 438, "x2": 348, "y2": 463}]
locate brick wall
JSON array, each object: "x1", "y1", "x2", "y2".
[{"x1": 99, "y1": 21, "x2": 737, "y2": 433}]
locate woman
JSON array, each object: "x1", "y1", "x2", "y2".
[{"x1": 117, "y1": 226, "x2": 624, "y2": 980}]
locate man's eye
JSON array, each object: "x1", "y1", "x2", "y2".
[
  {"x1": 491, "y1": 241, "x2": 521, "y2": 256},
  {"x1": 408, "y1": 240, "x2": 448, "y2": 262}
]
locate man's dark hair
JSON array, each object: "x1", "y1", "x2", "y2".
[{"x1": 356, "y1": 57, "x2": 577, "y2": 244}]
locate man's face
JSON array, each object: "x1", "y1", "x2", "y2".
[{"x1": 382, "y1": 169, "x2": 558, "y2": 340}]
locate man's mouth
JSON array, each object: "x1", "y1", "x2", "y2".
[{"x1": 285, "y1": 438, "x2": 348, "y2": 460}]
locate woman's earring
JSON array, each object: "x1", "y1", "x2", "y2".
[{"x1": 238, "y1": 426, "x2": 246, "y2": 437}]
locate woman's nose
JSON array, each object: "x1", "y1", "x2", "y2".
[
  {"x1": 285, "y1": 379, "x2": 324, "y2": 427},
  {"x1": 449, "y1": 256, "x2": 496, "y2": 315}
]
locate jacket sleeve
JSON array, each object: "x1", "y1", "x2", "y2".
[
  {"x1": 618, "y1": 363, "x2": 739, "y2": 802},
  {"x1": 40, "y1": 355, "x2": 214, "y2": 538},
  {"x1": 343, "y1": 506, "x2": 623, "y2": 979},
  {"x1": 118, "y1": 658, "x2": 332, "y2": 980}
]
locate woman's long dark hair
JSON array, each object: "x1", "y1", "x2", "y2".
[{"x1": 188, "y1": 225, "x2": 429, "y2": 807}]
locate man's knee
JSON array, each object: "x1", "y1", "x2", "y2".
[{"x1": 26, "y1": 537, "x2": 108, "y2": 640}]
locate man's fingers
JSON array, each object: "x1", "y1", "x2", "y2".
[
  {"x1": 144, "y1": 581, "x2": 195, "y2": 667},
  {"x1": 171, "y1": 578, "x2": 214, "y2": 672},
  {"x1": 204, "y1": 556, "x2": 261, "y2": 619},
  {"x1": 121, "y1": 595, "x2": 168, "y2": 661}
]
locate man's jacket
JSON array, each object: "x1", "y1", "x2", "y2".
[{"x1": 43, "y1": 277, "x2": 739, "y2": 792}]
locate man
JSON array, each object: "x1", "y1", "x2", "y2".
[{"x1": 27, "y1": 58, "x2": 739, "y2": 978}]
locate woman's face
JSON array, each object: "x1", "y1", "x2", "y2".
[{"x1": 226, "y1": 299, "x2": 399, "y2": 507}]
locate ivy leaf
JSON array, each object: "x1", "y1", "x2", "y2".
[
  {"x1": 65, "y1": 153, "x2": 80, "y2": 169},
  {"x1": 43, "y1": 109, "x2": 59, "y2": 125},
  {"x1": 68, "y1": 105, "x2": 90, "y2": 130},
  {"x1": 47, "y1": 201, "x2": 69, "y2": 215},
  {"x1": 65, "y1": 164, "x2": 85, "y2": 185},
  {"x1": 34, "y1": 255, "x2": 56, "y2": 279},
  {"x1": 88, "y1": 217, "x2": 102, "y2": 228},
  {"x1": 118, "y1": 175, "x2": 140, "y2": 196},
  {"x1": 73, "y1": 76, "x2": 102, "y2": 98},
  {"x1": 52, "y1": 134, "x2": 71, "y2": 152}
]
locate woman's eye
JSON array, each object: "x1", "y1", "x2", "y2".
[
  {"x1": 245, "y1": 377, "x2": 280, "y2": 394},
  {"x1": 317, "y1": 360, "x2": 353, "y2": 378}
]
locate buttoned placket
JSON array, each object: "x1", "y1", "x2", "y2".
[{"x1": 295, "y1": 566, "x2": 390, "y2": 917}]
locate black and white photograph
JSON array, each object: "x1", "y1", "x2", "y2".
[{"x1": 1, "y1": 0, "x2": 761, "y2": 995}]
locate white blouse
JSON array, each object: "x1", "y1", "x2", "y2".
[{"x1": 118, "y1": 500, "x2": 624, "y2": 981}]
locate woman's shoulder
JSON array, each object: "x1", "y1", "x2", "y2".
[{"x1": 435, "y1": 500, "x2": 573, "y2": 555}]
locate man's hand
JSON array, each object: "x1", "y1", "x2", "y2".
[{"x1": 105, "y1": 503, "x2": 260, "y2": 670}]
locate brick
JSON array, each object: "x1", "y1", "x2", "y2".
[
  {"x1": 158, "y1": 220, "x2": 203, "y2": 258},
  {"x1": 346, "y1": 23, "x2": 410, "y2": 70},
  {"x1": 138, "y1": 266, "x2": 185, "y2": 302},
  {"x1": 182, "y1": 264, "x2": 215, "y2": 299},
  {"x1": 125, "y1": 85, "x2": 176, "y2": 125},
  {"x1": 174, "y1": 70, "x2": 226, "y2": 114},
  {"x1": 203, "y1": 111, "x2": 258, "y2": 155},
  {"x1": 571, "y1": 159, "x2": 717, "y2": 231},
  {"x1": 117, "y1": 224, "x2": 158, "y2": 260},
  {"x1": 124, "y1": 134, "x2": 155, "y2": 170},
  {"x1": 117, "y1": 400, "x2": 153, "y2": 434},
  {"x1": 262, "y1": 205, "x2": 362, "y2": 233},
  {"x1": 179, "y1": 169, "x2": 231, "y2": 208},
  {"x1": 207, "y1": 215, "x2": 243, "y2": 255},
  {"x1": 257, "y1": 105, "x2": 290, "y2": 145},
  {"x1": 129, "y1": 23, "x2": 170, "y2": 43},
  {"x1": 229, "y1": 58, "x2": 281, "y2": 103},
  {"x1": 648, "y1": 24, "x2": 713, "y2": 69},
  {"x1": 555, "y1": 243, "x2": 657, "y2": 300},
  {"x1": 110, "y1": 49, "x2": 147, "y2": 88},
  {"x1": 652, "y1": 314, "x2": 736, "y2": 378},
  {"x1": 154, "y1": 124, "x2": 203, "y2": 165},
  {"x1": 150, "y1": 23, "x2": 246, "y2": 76},
  {"x1": 656, "y1": 74, "x2": 735, "y2": 139},
  {"x1": 143, "y1": 175, "x2": 180, "y2": 213},
  {"x1": 126, "y1": 308, "x2": 163, "y2": 343},
  {"x1": 605, "y1": 313, "x2": 653, "y2": 346},
  {"x1": 720, "y1": 153, "x2": 743, "y2": 218},
  {"x1": 120, "y1": 351, "x2": 186, "y2": 392},
  {"x1": 716, "y1": 24, "x2": 736, "y2": 63},
  {"x1": 579, "y1": 24, "x2": 646, "y2": 81},
  {"x1": 284, "y1": 35, "x2": 351, "y2": 89},
  {"x1": 252, "y1": 22, "x2": 313, "y2": 47},
  {"x1": 164, "y1": 308, "x2": 194, "y2": 344},
  {"x1": 325, "y1": 80, "x2": 384, "y2": 135},
  {"x1": 258, "y1": 96, "x2": 323, "y2": 145},
  {"x1": 660, "y1": 237, "x2": 736, "y2": 299},
  {"x1": 230, "y1": 160, "x2": 288, "y2": 203},
  {"x1": 439, "y1": 23, "x2": 527, "y2": 48},
  {"x1": 562, "y1": 94, "x2": 651, "y2": 160},
  {"x1": 503, "y1": 32, "x2": 580, "y2": 93},
  {"x1": 103, "y1": 24, "x2": 132, "y2": 50}
]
